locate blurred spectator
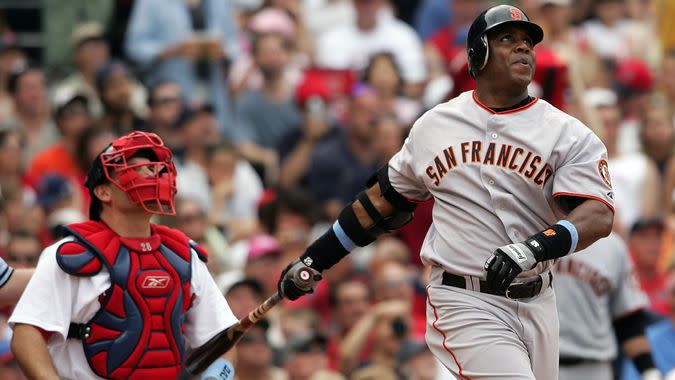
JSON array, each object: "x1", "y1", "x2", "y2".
[
  {"x1": 578, "y1": 0, "x2": 639, "y2": 61},
  {"x1": 233, "y1": 319, "x2": 288, "y2": 380},
  {"x1": 174, "y1": 105, "x2": 221, "y2": 208},
  {"x1": 372, "y1": 260, "x2": 425, "y2": 339},
  {"x1": 173, "y1": 196, "x2": 229, "y2": 278},
  {"x1": 314, "y1": 0, "x2": 427, "y2": 96},
  {"x1": 278, "y1": 81, "x2": 339, "y2": 189},
  {"x1": 0, "y1": 181, "x2": 41, "y2": 236},
  {"x1": 244, "y1": 234, "x2": 284, "y2": 297},
  {"x1": 361, "y1": 53, "x2": 421, "y2": 125},
  {"x1": 325, "y1": 277, "x2": 371, "y2": 370},
  {"x1": 308, "y1": 86, "x2": 380, "y2": 219},
  {"x1": 46, "y1": 207, "x2": 85, "y2": 242},
  {"x1": 350, "y1": 364, "x2": 398, "y2": 380},
  {"x1": 629, "y1": 218, "x2": 671, "y2": 316},
  {"x1": 94, "y1": 60, "x2": 147, "y2": 134},
  {"x1": 338, "y1": 299, "x2": 410, "y2": 375},
  {"x1": 302, "y1": 0, "x2": 355, "y2": 39},
  {"x1": 0, "y1": 129, "x2": 23, "y2": 187},
  {"x1": 4, "y1": 64, "x2": 58, "y2": 165},
  {"x1": 398, "y1": 339, "x2": 443, "y2": 380},
  {"x1": 145, "y1": 80, "x2": 184, "y2": 148},
  {"x1": 107, "y1": 0, "x2": 136, "y2": 59},
  {"x1": 413, "y1": 0, "x2": 451, "y2": 40},
  {"x1": 279, "y1": 307, "x2": 322, "y2": 346},
  {"x1": 125, "y1": 0, "x2": 240, "y2": 136},
  {"x1": 615, "y1": 58, "x2": 655, "y2": 155},
  {"x1": 584, "y1": 88, "x2": 660, "y2": 235},
  {"x1": 42, "y1": 0, "x2": 112, "y2": 73},
  {"x1": 229, "y1": 8, "x2": 305, "y2": 97},
  {"x1": 34, "y1": 175, "x2": 78, "y2": 217},
  {"x1": 57, "y1": 23, "x2": 149, "y2": 120},
  {"x1": 372, "y1": 114, "x2": 406, "y2": 165},
  {"x1": 224, "y1": 277, "x2": 265, "y2": 319},
  {"x1": 424, "y1": 0, "x2": 483, "y2": 69},
  {"x1": 661, "y1": 50, "x2": 675, "y2": 110},
  {"x1": 25, "y1": 86, "x2": 91, "y2": 191},
  {"x1": 284, "y1": 333, "x2": 339, "y2": 380},
  {"x1": 640, "y1": 95, "x2": 674, "y2": 176},
  {"x1": 205, "y1": 140, "x2": 263, "y2": 242},
  {"x1": 234, "y1": 33, "x2": 301, "y2": 184},
  {"x1": 369, "y1": 236, "x2": 410, "y2": 273},
  {"x1": 258, "y1": 188, "x2": 317, "y2": 261},
  {"x1": 0, "y1": 44, "x2": 26, "y2": 124},
  {"x1": 537, "y1": 0, "x2": 605, "y2": 129},
  {"x1": 4, "y1": 230, "x2": 41, "y2": 270},
  {"x1": 58, "y1": 22, "x2": 110, "y2": 119}
]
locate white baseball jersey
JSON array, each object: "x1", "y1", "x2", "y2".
[
  {"x1": 9, "y1": 237, "x2": 238, "y2": 380},
  {"x1": 554, "y1": 233, "x2": 649, "y2": 361},
  {"x1": 389, "y1": 90, "x2": 615, "y2": 278}
]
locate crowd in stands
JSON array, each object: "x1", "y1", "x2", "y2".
[{"x1": 0, "y1": 0, "x2": 675, "y2": 379}]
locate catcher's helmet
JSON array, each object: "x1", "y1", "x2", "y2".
[
  {"x1": 467, "y1": 4, "x2": 544, "y2": 79},
  {"x1": 85, "y1": 131, "x2": 178, "y2": 220}
]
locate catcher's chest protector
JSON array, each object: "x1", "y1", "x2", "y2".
[{"x1": 56, "y1": 221, "x2": 206, "y2": 380}]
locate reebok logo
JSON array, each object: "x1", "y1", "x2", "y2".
[{"x1": 141, "y1": 275, "x2": 170, "y2": 289}]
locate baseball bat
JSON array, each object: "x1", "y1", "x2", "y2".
[{"x1": 185, "y1": 266, "x2": 315, "y2": 374}]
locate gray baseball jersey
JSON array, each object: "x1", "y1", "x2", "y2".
[
  {"x1": 554, "y1": 233, "x2": 649, "y2": 361},
  {"x1": 390, "y1": 90, "x2": 614, "y2": 379},
  {"x1": 389, "y1": 91, "x2": 615, "y2": 278}
]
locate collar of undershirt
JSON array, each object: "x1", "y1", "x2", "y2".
[
  {"x1": 489, "y1": 96, "x2": 534, "y2": 112},
  {"x1": 472, "y1": 91, "x2": 538, "y2": 114}
]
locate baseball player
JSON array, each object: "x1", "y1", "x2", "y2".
[
  {"x1": 9, "y1": 131, "x2": 238, "y2": 379},
  {"x1": 554, "y1": 233, "x2": 662, "y2": 380},
  {"x1": 277, "y1": 4, "x2": 615, "y2": 380}
]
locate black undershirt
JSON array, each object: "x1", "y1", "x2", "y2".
[{"x1": 489, "y1": 96, "x2": 534, "y2": 113}]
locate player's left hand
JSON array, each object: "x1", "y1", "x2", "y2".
[{"x1": 484, "y1": 242, "x2": 538, "y2": 293}]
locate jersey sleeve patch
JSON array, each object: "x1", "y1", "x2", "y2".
[
  {"x1": 56, "y1": 241, "x2": 103, "y2": 276},
  {"x1": 598, "y1": 159, "x2": 612, "y2": 188}
]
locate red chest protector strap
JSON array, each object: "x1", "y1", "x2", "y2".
[{"x1": 56, "y1": 221, "x2": 208, "y2": 380}]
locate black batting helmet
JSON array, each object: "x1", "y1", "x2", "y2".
[{"x1": 467, "y1": 4, "x2": 544, "y2": 79}]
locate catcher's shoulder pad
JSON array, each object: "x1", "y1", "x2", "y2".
[
  {"x1": 189, "y1": 240, "x2": 208, "y2": 263},
  {"x1": 56, "y1": 240, "x2": 103, "y2": 276},
  {"x1": 152, "y1": 223, "x2": 207, "y2": 262}
]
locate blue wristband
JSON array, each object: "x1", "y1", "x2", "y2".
[
  {"x1": 201, "y1": 358, "x2": 234, "y2": 380},
  {"x1": 0, "y1": 257, "x2": 14, "y2": 289},
  {"x1": 556, "y1": 220, "x2": 578, "y2": 255},
  {"x1": 332, "y1": 221, "x2": 358, "y2": 252}
]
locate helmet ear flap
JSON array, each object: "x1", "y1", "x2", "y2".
[{"x1": 469, "y1": 34, "x2": 490, "y2": 79}]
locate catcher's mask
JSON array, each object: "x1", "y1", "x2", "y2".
[{"x1": 85, "y1": 131, "x2": 177, "y2": 219}]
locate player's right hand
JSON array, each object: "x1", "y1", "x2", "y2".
[
  {"x1": 484, "y1": 242, "x2": 538, "y2": 293},
  {"x1": 278, "y1": 258, "x2": 322, "y2": 300}
]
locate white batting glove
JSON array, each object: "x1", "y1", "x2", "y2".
[{"x1": 642, "y1": 368, "x2": 663, "y2": 380}]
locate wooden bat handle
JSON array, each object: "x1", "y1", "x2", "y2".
[
  {"x1": 185, "y1": 267, "x2": 315, "y2": 374},
  {"x1": 239, "y1": 292, "x2": 281, "y2": 330}
]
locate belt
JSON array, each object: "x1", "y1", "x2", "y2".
[
  {"x1": 441, "y1": 271, "x2": 552, "y2": 300},
  {"x1": 559, "y1": 357, "x2": 600, "y2": 366}
]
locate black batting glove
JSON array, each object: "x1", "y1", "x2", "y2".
[
  {"x1": 484, "y1": 241, "x2": 539, "y2": 294},
  {"x1": 278, "y1": 258, "x2": 323, "y2": 301}
]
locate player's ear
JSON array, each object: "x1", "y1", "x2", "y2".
[{"x1": 93, "y1": 184, "x2": 112, "y2": 203}]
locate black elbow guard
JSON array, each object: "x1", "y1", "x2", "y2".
[
  {"x1": 614, "y1": 309, "x2": 650, "y2": 345},
  {"x1": 367, "y1": 165, "x2": 418, "y2": 213}
]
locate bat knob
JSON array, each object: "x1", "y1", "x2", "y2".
[{"x1": 292, "y1": 266, "x2": 321, "y2": 291}]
